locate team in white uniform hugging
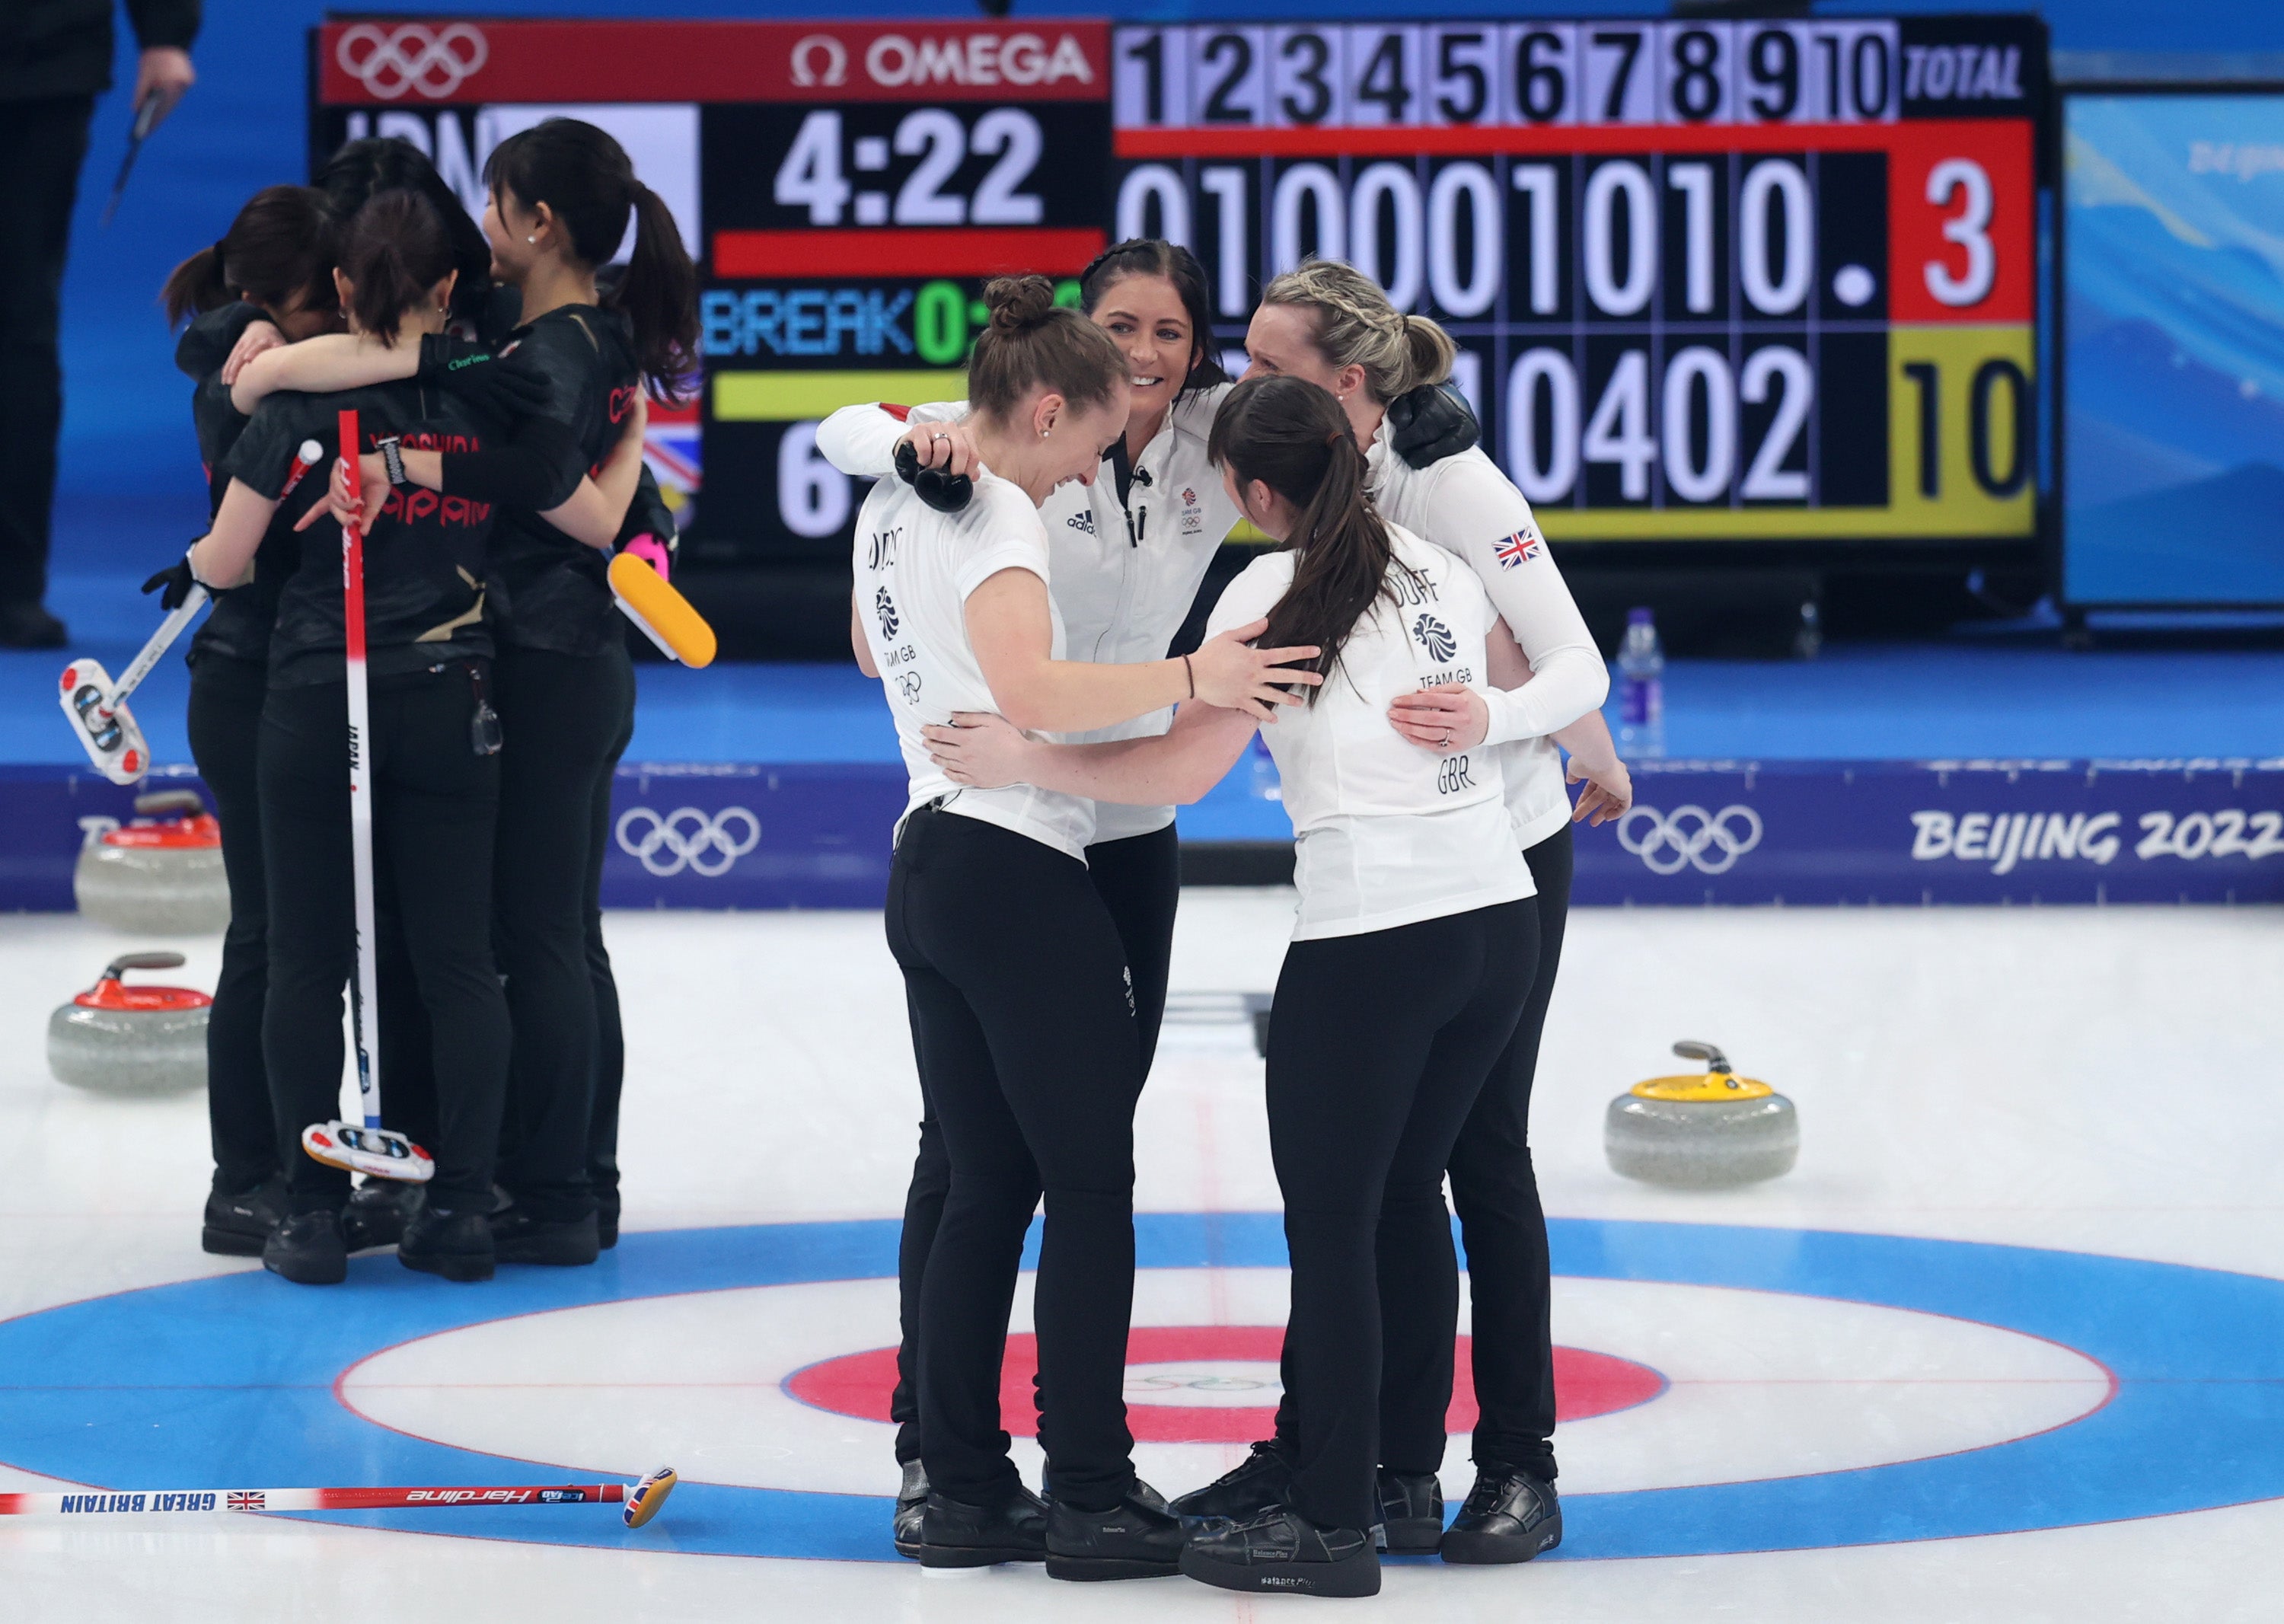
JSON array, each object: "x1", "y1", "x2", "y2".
[{"x1": 841, "y1": 248, "x2": 1629, "y2": 1599}]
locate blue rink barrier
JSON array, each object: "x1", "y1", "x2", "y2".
[{"x1": 5, "y1": 758, "x2": 2281, "y2": 913}]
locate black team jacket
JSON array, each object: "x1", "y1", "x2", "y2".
[{"x1": 0, "y1": 0, "x2": 200, "y2": 101}]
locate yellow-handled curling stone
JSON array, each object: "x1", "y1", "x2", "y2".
[{"x1": 1604, "y1": 1041, "x2": 1798, "y2": 1188}]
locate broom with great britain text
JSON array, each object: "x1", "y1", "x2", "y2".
[{"x1": 0, "y1": 1467, "x2": 678, "y2": 1525}]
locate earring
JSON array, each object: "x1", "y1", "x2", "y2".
[
  {"x1": 526, "y1": 235, "x2": 537, "y2": 244},
  {"x1": 1042, "y1": 429, "x2": 1051, "y2": 439}
]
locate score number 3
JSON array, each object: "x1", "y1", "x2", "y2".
[{"x1": 1925, "y1": 157, "x2": 1995, "y2": 308}]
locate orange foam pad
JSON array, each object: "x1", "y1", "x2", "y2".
[{"x1": 608, "y1": 552, "x2": 716, "y2": 668}]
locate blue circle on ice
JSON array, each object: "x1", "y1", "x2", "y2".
[{"x1": 0, "y1": 1216, "x2": 2279, "y2": 1561}]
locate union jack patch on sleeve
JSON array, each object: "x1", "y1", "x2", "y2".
[{"x1": 1493, "y1": 529, "x2": 1542, "y2": 570}]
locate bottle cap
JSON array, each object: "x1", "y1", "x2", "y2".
[{"x1": 1628, "y1": 606, "x2": 1654, "y2": 625}]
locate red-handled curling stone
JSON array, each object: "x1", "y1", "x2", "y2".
[
  {"x1": 48, "y1": 952, "x2": 212, "y2": 1093},
  {"x1": 75, "y1": 787, "x2": 229, "y2": 934}
]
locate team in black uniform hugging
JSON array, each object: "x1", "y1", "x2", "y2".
[{"x1": 166, "y1": 125, "x2": 695, "y2": 1286}]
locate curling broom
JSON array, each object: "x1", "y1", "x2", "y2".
[
  {"x1": 301, "y1": 410, "x2": 431, "y2": 1185},
  {"x1": 0, "y1": 1466, "x2": 678, "y2": 1526}
]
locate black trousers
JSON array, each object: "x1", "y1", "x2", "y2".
[
  {"x1": 492, "y1": 644, "x2": 635, "y2": 1223},
  {"x1": 889, "y1": 820, "x2": 1179, "y2": 1466},
  {"x1": 1268, "y1": 899, "x2": 1535, "y2": 1531},
  {"x1": 187, "y1": 654, "x2": 276, "y2": 1194},
  {"x1": 1271, "y1": 825, "x2": 1574, "y2": 1483},
  {"x1": 260, "y1": 666, "x2": 509, "y2": 1214},
  {"x1": 1445, "y1": 824, "x2": 1573, "y2": 1478},
  {"x1": 582, "y1": 661, "x2": 637, "y2": 1214},
  {"x1": 0, "y1": 94, "x2": 91, "y2": 608},
  {"x1": 885, "y1": 806, "x2": 1147, "y2": 1511}
]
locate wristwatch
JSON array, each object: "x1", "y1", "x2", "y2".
[{"x1": 377, "y1": 436, "x2": 408, "y2": 488}]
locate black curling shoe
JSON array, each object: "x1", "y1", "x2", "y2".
[
  {"x1": 490, "y1": 1208, "x2": 601, "y2": 1266},
  {"x1": 1440, "y1": 1467, "x2": 1562, "y2": 1564},
  {"x1": 263, "y1": 1211, "x2": 347, "y2": 1285},
  {"x1": 1181, "y1": 1507, "x2": 1380, "y2": 1597},
  {"x1": 1169, "y1": 1437, "x2": 1294, "y2": 1523},
  {"x1": 892, "y1": 1461, "x2": 927, "y2": 1559},
  {"x1": 203, "y1": 1175, "x2": 287, "y2": 1256},
  {"x1": 397, "y1": 1204, "x2": 496, "y2": 1282},
  {"x1": 1376, "y1": 1468, "x2": 1444, "y2": 1554},
  {"x1": 917, "y1": 1480, "x2": 1049, "y2": 1567},
  {"x1": 341, "y1": 1179, "x2": 421, "y2": 1252},
  {"x1": 1046, "y1": 1479, "x2": 1186, "y2": 1581}
]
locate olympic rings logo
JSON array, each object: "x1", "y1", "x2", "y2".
[
  {"x1": 1617, "y1": 802, "x2": 1764, "y2": 876},
  {"x1": 335, "y1": 24, "x2": 489, "y2": 101},
  {"x1": 615, "y1": 806, "x2": 761, "y2": 879}
]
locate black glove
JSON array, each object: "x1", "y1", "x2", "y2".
[
  {"x1": 417, "y1": 333, "x2": 552, "y2": 420},
  {"x1": 1386, "y1": 380, "x2": 1480, "y2": 469},
  {"x1": 141, "y1": 549, "x2": 201, "y2": 610},
  {"x1": 895, "y1": 438, "x2": 974, "y2": 513}
]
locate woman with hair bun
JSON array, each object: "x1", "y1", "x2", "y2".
[
  {"x1": 852, "y1": 274, "x2": 1319, "y2": 1580},
  {"x1": 1191, "y1": 257, "x2": 1626, "y2": 1563},
  {"x1": 921, "y1": 374, "x2": 1542, "y2": 1597},
  {"x1": 183, "y1": 189, "x2": 517, "y2": 1288}
]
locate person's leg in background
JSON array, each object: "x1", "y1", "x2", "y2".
[
  {"x1": 1447, "y1": 825, "x2": 1573, "y2": 1485},
  {"x1": 187, "y1": 654, "x2": 281, "y2": 1253},
  {"x1": 0, "y1": 94, "x2": 93, "y2": 646},
  {"x1": 377, "y1": 665, "x2": 510, "y2": 1282},
  {"x1": 1436, "y1": 826, "x2": 1574, "y2": 1563},
  {"x1": 1083, "y1": 822, "x2": 1180, "y2": 1074},
  {"x1": 582, "y1": 643, "x2": 636, "y2": 1246},
  {"x1": 491, "y1": 648, "x2": 620, "y2": 1264},
  {"x1": 256, "y1": 681, "x2": 359, "y2": 1284}
]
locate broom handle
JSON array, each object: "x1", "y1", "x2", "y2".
[{"x1": 339, "y1": 410, "x2": 384, "y2": 1132}]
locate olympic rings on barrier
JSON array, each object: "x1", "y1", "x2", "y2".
[
  {"x1": 614, "y1": 806, "x2": 762, "y2": 879},
  {"x1": 1618, "y1": 802, "x2": 1765, "y2": 876},
  {"x1": 335, "y1": 24, "x2": 489, "y2": 101}
]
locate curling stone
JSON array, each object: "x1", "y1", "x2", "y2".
[
  {"x1": 75, "y1": 788, "x2": 229, "y2": 934},
  {"x1": 1605, "y1": 1040, "x2": 1798, "y2": 1188},
  {"x1": 48, "y1": 952, "x2": 211, "y2": 1093}
]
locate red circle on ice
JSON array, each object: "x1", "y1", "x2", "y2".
[{"x1": 783, "y1": 1326, "x2": 1666, "y2": 1444}]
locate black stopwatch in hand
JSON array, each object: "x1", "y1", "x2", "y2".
[
  {"x1": 895, "y1": 439, "x2": 974, "y2": 513},
  {"x1": 1386, "y1": 380, "x2": 1480, "y2": 470}
]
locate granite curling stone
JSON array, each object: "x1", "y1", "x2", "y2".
[
  {"x1": 75, "y1": 787, "x2": 229, "y2": 934},
  {"x1": 48, "y1": 952, "x2": 212, "y2": 1093},
  {"x1": 1605, "y1": 1040, "x2": 1798, "y2": 1188}
]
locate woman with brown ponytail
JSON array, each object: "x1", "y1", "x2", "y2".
[
  {"x1": 853, "y1": 276, "x2": 1319, "y2": 1581},
  {"x1": 922, "y1": 374, "x2": 1540, "y2": 1597}
]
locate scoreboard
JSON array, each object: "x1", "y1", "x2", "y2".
[
  {"x1": 1110, "y1": 14, "x2": 2046, "y2": 544},
  {"x1": 311, "y1": 13, "x2": 2046, "y2": 563}
]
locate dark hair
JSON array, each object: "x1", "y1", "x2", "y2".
[
  {"x1": 483, "y1": 118, "x2": 700, "y2": 401},
  {"x1": 1207, "y1": 375, "x2": 1395, "y2": 702},
  {"x1": 1079, "y1": 238, "x2": 1229, "y2": 401},
  {"x1": 968, "y1": 275, "x2": 1128, "y2": 426},
  {"x1": 312, "y1": 137, "x2": 490, "y2": 322},
  {"x1": 161, "y1": 185, "x2": 337, "y2": 327},
  {"x1": 338, "y1": 190, "x2": 457, "y2": 346}
]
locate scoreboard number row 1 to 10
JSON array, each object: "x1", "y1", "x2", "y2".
[{"x1": 1106, "y1": 14, "x2": 2046, "y2": 543}]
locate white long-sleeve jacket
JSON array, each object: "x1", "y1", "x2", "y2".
[
  {"x1": 1364, "y1": 426, "x2": 1609, "y2": 850},
  {"x1": 817, "y1": 386, "x2": 1242, "y2": 841}
]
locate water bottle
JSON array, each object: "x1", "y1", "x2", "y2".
[{"x1": 1616, "y1": 607, "x2": 1666, "y2": 759}]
